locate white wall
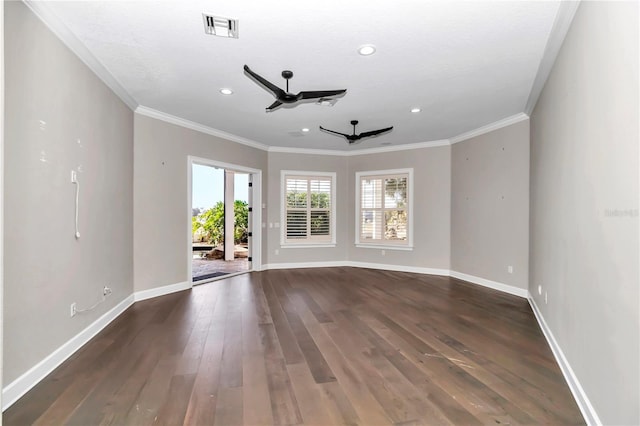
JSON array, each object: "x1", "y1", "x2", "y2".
[
  {"x1": 348, "y1": 146, "x2": 452, "y2": 271},
  {"x1": 133, "y1": 114, "x2": 268, "y2": 292},
  {"x1": 4, "y1": 1, "x2": 134, "y2": 385},
  {"x1": 265, "y1": 152, "x2": 349, "y2": 266},
  {"x1": 530, "y1": 2, "x2": 639, "y2": 424},
  {"x1": 451, "y1": 119, "x2": 530, "y2": 289}
]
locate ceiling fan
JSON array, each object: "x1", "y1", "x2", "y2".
[
  {"x1": 244, "y1": 65, "x2": 347, "y2": 112},
  {"x1": 320, "y1": 120, "x2": 394, "y2": 144}
]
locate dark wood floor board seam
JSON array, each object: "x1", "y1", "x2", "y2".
[{"x1": 262, "y1": 275, "x2": 306, "y2": 365}]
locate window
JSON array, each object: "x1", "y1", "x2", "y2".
[
  {"x1": 355, "y1": 169, "x2": 413, "y2": 249},
  {"x1": 281, "y1": 171, "x2": 336, "y2": 246}
]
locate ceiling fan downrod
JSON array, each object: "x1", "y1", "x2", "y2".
[{"x1": 282, "y1": 70, "x2": 293, "y2": 93}]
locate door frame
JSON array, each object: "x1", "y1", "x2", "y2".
[{"x1": 187, "y1": 156, "x2": 262, "y2": 283}]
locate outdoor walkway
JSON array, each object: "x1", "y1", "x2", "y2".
[{"x1": 192, "y1": 257, "x2": 249, "y2": 281}]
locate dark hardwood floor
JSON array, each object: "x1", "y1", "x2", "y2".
[{"x1": 4, "y1": 267, "x2": 585, "y2": 425}]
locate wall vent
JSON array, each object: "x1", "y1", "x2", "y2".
[{"x1": 203, "y1": 14, "x2": 238, "y2": 39}]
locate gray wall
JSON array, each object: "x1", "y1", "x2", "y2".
[
  {"x1": 265, "y1": 152, "x2": 348, "y2": 265},
  {"x1": 530, "y1": 2, "x2": 639, "y2": 424},
  {"x1": 451, "y1": 120, "x2": 530, "y2": 289},
  {"x1": 4, "y1": 1, "x2": 134, "y2": 384},
  {"x1": 133, "y1": 114, "x2": 267, "y2": 292},
  {"x1": 348, "y1": 146, "x2": 451, "y2": 270}
]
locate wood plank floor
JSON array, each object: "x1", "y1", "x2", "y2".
[{"x1": 4, "y1": 267, "x2": 585, "y2": 425}]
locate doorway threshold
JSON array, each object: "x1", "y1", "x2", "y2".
[{"x1": 192, "y1": 270, "x2": 251, "y2": 286}]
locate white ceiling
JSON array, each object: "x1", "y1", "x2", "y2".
[{"x1": 34, "y1": 0, "x2": 565, "y2": 151}]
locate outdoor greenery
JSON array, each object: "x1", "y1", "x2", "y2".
[
  {"x1": 286, "y1": 192, "x2": 330, "y2": 208},
  {"x1": 286, "y1": 192, "x2": 331, "y2": 237},
  {"x1": 192, "y1": 200, "x2": 249, "y2": 245}
]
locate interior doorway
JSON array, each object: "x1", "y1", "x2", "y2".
[{"x1": 189, "y1": 157, "x2": 261, "y2": 284}]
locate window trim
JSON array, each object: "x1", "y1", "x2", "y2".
[
  {"x1": 281, "y1": 170, "x2": 337, "y2": 247},
  {"x1": 355, "y1": 168, "x2": 414, "y2": 250}
]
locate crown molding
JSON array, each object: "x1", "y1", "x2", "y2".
[
  {"x1": 138, "y1": 105, "x2": 529, "y2": 156},
  {"x1": 268, "y1": 146, "x2": 349, "y2": 156},
  {"x1": 524, "y1": 1, "x2": 581, "y2": 115},
  {"x1": 268, "y1": 139, "x2": 451, "y2": 157},
  {"x1": 135, "y1": 106, "x2": 270, "y2": 151},
  {"x1": 23, "y1": 0, "x2": 138, "y2": 111},
  {"x1": 345, "y1": 139, "x2": 451, "y2": 156},
  {"x1": 449, "y1": 113, "x2": 529, "y2": 145}
]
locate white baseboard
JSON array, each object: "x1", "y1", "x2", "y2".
[
  {"x1": 528, "y1": 296, "x2": 601, "y2": 426},
  {"x1": 263, "y1": 263, "x2": 525, "y2": 298},
  {"x1": 263, "y1": 261, "x2": 350, "y2": 270},
  {"x1": 348, "y1": 261, "x2": 450, "y2": 277},
  {"x1": 263, "y1": 261, "x2": 449, "y2": 277},
  {"x1": 2, "y1": 280, "x2": 192, "y2": 412},
  {"x1": 2, "y1": 294, "x2": 135, "y2": 411},
  {"x1": 449, "y1": 270, "x2": 528, "y2": 298},
  {"x1": 134, "y1": 280, "x2": 191, "y2": 302}
]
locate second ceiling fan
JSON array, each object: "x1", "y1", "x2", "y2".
[{"x1": 320, "y1": 120, "x2": 394, "y2": 144}]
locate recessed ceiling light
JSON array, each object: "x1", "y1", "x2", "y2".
[
  {"x1": 358, "y1": 44, "x2": 376, "y2": 56},
  {"x1": 301, "y1": 128, "x2": 310, "y2": 132},
  {"x1": 219, "y1": 88, "x2": 233, "y2": 95},
  {"x1": 411, "y1": 107, "x2": 421, "y2": 113}
]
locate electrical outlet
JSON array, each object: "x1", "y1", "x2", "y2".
[
  {"x1": 70, "y1": 303, "x2": 77, "y2": 317},
  {"x1": 507, "y1": 265, "x2": 513, "y2": 274},
  {"x1": 70, "y1": 170, "x2": 77, "y2": 183}
]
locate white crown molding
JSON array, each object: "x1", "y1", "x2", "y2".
[
  {"x1": 528, "y1": 296, "x2": 601, "y2": 425},
  {"x1": 449, "y1": 113, "x2": 530, "y2": 145},
  {"x1": 268, "y1": 146, "x2": 349, "y2": 156},
  {"x1": 348, "y1": 139, "x2": 451, "y2": 155},
  {"x1": 23, "y1": 0, "x2": 138, "y2": 111},
  {"x1": 2, "y1": 294, "x2": 135, "y2": 410},
  {"x1": 524, "y1": 1, "x2": 581, "y2": 115},
  {"x1": 268, "y1": 139, "x2": 451, "y2": 157},
  {"x1": 135, "y1": 106, "x2": 270, "y2": 152}
]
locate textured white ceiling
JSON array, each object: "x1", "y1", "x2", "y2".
[{"x1": 40, "y1": 0, "x2": 561, "y2": 151}]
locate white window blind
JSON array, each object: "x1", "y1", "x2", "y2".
[
  {"x1": 282, "y1": 172, "x2": 335, "y2": 245},
  {"x1": 356, "y1": 169, "x2": 412, "y2": 248}
]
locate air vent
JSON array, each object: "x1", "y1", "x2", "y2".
[{"x1": 203, "y1": 14, "x2": 238, "y2": 39}]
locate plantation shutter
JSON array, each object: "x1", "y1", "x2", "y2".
[
  {"x1": 358, "y1": 172, "x2": 409, "y2": 245},
  {"x1": 284, "y1": 175, "x2": 332, "y2": 243}
]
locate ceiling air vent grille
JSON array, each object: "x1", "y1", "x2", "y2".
[{"x1": 203, "y1": 14, "x2": 238, "y2": 39}]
